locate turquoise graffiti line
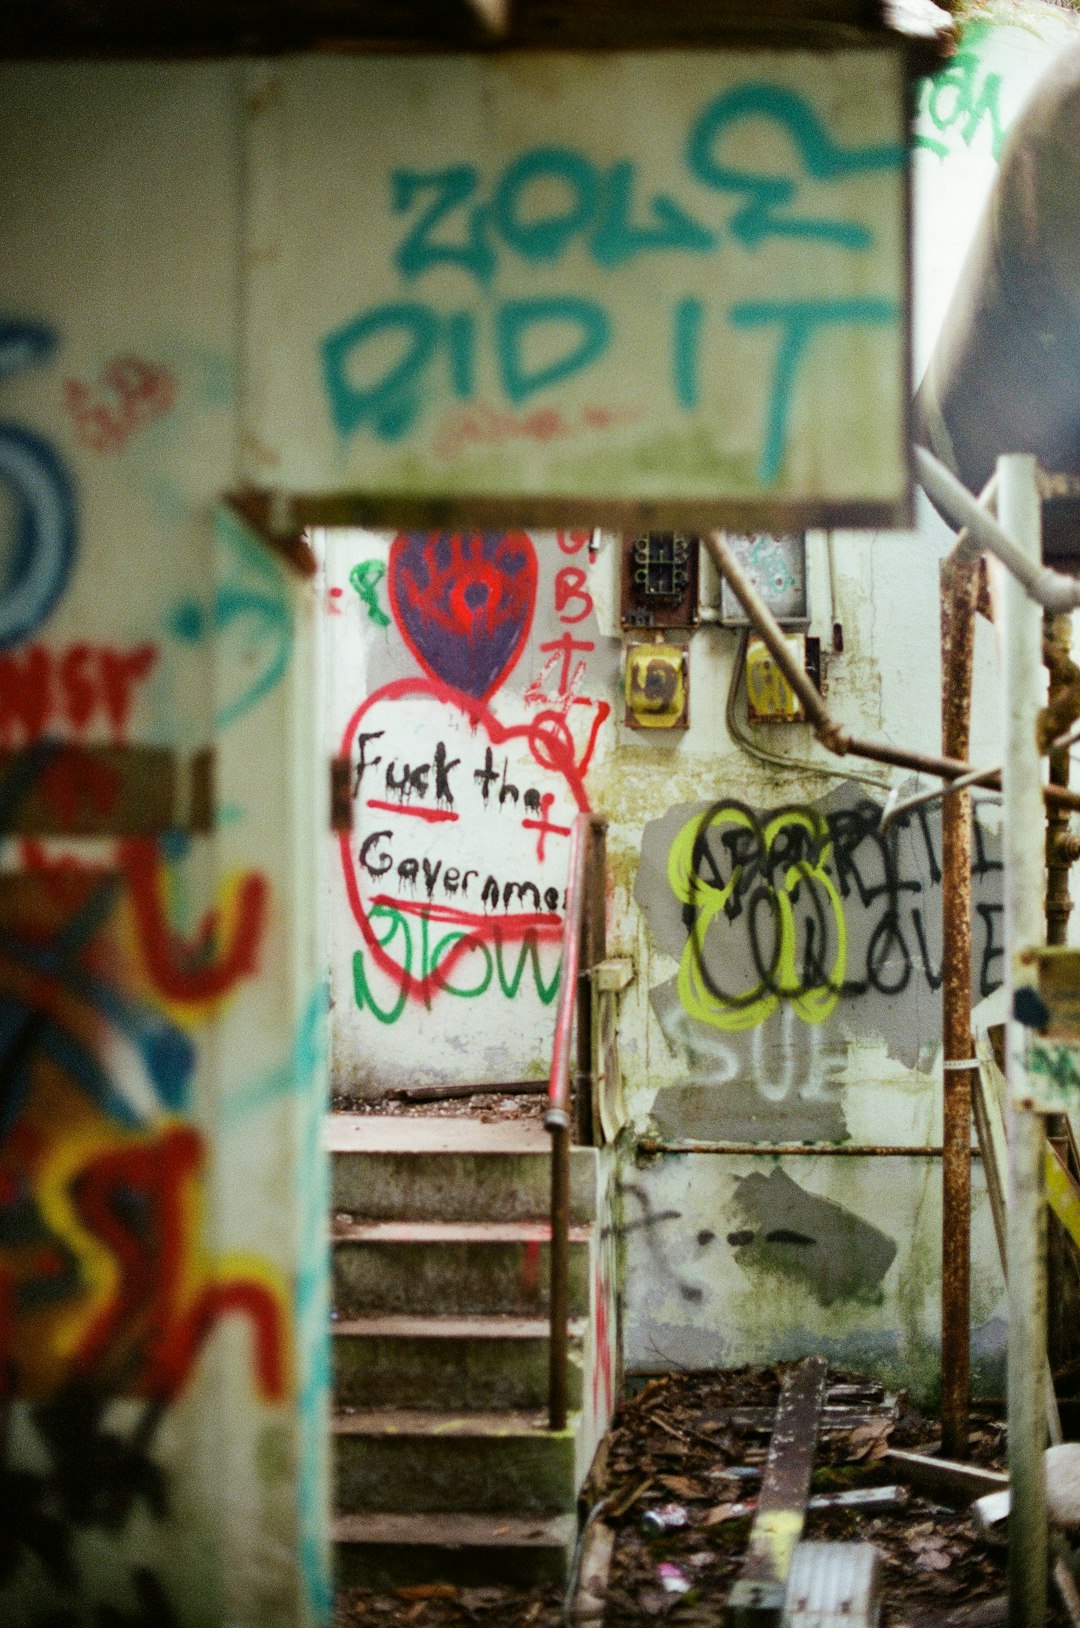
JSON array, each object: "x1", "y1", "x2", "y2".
[
  {"x1": 168, "y1": 506, "x2": 293, "y2": 728},
  {"x1": 220, "y1": 983, "x2": 328, "y2": 1128},
  {"x1": 349, "y1": 560, "x2": 392, "y2": 628},
  {"x1": 1028, "y1": 1042, "x2": 1080, "y2": 1099},
  {"x1": 392, "y1": 155, "x2": 717, "y2": 289},
  {"x1": 296, "y1": 988, "x2": 332, "y2": 1624},
  {"x1": 729, "y1": 298, "x2": 900, "y2": 483},
  {"x1": 916, "y1": 32, "x2": 1005, "y2": 161},
  {"x1": 323, "y1": 297, "x2": 612, "y2": 441},
  {"x1": 352, "y1": 908, "x2": 561, "y2": 1022},
  {"x1": 686, "y1": 83, "x2": 905, "y2": 251},
  {"x1": 321, "y1": 82, "x2": 902, "y2": 454}
]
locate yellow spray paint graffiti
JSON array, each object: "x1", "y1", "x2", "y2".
[{"x1": 667, "y1": 802, "x2": 847, "y2": 1031}]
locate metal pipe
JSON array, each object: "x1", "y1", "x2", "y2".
[
  {"x1": 636, "y1": 1140, "x2": 979, "y2": 1158},
  {"x1": 546, "y1": 814, "x2": 589, "y2": 1433},
  {"x1": 941, "y1": 551, "x2": 980, "y2": 1457},
  {"x1": 917, "y1": 447, "x2": 1080, "y2": 615},
  {"x1": 547, "y1": 1116, "x2": 570, "y2": 1433},
  {"x1": 705, "y1": 528, "x2": 1080, "y2": 813},
  {"x1": 1045, "y1": 613, "x2": 1075, "y2": 948},
  {"x1": 1000, "y1": 454, "x2": 1049, "y2": 1628}
]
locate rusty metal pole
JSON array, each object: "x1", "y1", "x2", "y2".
[
  {"x1": 1045, "y1": 614, "x2": 1075, "y2": 950},
  {"x1": 940, "y1": 550, "x2": 980, "y2": 1458}
]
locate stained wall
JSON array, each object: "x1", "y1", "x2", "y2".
[
  {"x1": 321, "y1": 1, "x2": 1080, "y2": 1405},
  {"x1": 0, "y1": 65, "x2": 330, "y2": 1628}
]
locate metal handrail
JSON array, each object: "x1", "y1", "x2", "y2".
[{"x1": 546, "y1": 811, "x2": 605, "y2": 1431}]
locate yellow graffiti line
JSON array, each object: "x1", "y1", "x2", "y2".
[
  {"x1": 30, "y1": 1121, "x2": 137, "y2": 1366},
  {"x1": 669, "y1": 805, "x2": 847, "y2": 1034}
]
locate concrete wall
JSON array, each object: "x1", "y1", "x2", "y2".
[
  {"x1": 317, "y1": 1, "x2": 1080, "y2": 1403},
  {"x1": 0, "y1": 65, "x2": 330, "y2": 1628},
  {"x1": 321, "y1": 526, "x2": 616, "y2": 1093},
  {"x1": 617, "y1": 0, "x2": 1080, "y2": 1399}
]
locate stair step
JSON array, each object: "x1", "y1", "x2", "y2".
[
  {"x1": 332, "y1": 1218, "x2": 591, "y2": 1317},
  {"x1": 333, "y1": 1510, "x2": 578, "y2": 1588},
  {"x1": 333, "y1": 1314, "x2": 586, "y2": 1410},
  {"x1": 333, "y1": 1407, "x2": 581, "y2": 1515},
  {"x1": 327, "y1": 1113, "x2": 597, "y2": 1223}
]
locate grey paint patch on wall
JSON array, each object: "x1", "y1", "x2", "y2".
[
  {"x1": 635, "y1": 783, "x2": 1002, "y2": 1135},
  {"x1": 728, "y1": 1166, "x2": 897, "y2": 1306}
]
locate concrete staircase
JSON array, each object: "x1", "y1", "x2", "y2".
[{"x1": 327, "y1": 1112, "x2": 612, "y2": 1588}]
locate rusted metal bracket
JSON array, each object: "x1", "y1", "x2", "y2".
[
  {"x1": 726, "y1": 1356, "x2": 827, "y2": 1626},
  {"x1": 0, "y1": 743, "x2": 222, "y2": 836},
  {"x1": 224, "y1": 489, "x2": 316, "y2": 579},
  {"x1": 330, "y1": 755, "x2": 353, "y2": 832}
]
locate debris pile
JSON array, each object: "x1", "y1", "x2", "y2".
[{"x1": 335, "y1": 1364, "x2": 1075, "y2": 1628}]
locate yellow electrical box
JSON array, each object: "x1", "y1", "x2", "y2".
[
  {"x1": 745, "y1": 634, "x2": 805, "y2": 723},
  {"x1": 624, "y1": 640, "x2": 688, "y2": 729}
]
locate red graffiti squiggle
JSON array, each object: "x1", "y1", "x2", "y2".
[
  {"x1": 69, "y1": 1126, "x2": 287, "y2": 1403},
  {"x1": 120, "y1": 840, "x2": 269, "y2": 1004},
  {"x1": 63, "y1": 356, "x2": 177, "y2": 454},
  {"x1": 339, "y1": 677, "x2": 589, "y2": 1002}
]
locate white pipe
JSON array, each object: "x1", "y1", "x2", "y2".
[
  {"x1": 1000, "y1": 453, "x2": 1049, "y2": 1628},
  {"x1": 917, "y1": 446, "x2": 1080, "y2": 613}
]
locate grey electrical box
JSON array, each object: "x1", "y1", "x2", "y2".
[{"x1": 719, "y1": 532, "x2": 809, "y2": 628}]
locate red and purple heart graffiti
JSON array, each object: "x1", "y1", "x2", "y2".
[{"x1": 388, "y1": 531, "x2": 537, "y2": 702}]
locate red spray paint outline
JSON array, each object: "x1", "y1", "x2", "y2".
[{"x1": 339, "y1": 677, "x2": 591, "y2": 1003}]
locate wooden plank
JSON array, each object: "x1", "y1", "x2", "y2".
[
  {"x1": 726, "y1": 1357, "x2": 827, "y2": 1626},
  {"x1": 0, "y1": 0, "x2": 908, "y2": 61},
  {"x1": 882, "y1": 1448, "x2": 1008, "y2": 1504},
  {"x1": 0, "y1": 745, "x2": 178, "y2": 835}
]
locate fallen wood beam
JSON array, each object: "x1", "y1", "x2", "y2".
[
  {"x1": 385, "y1": 1079, "x2": 546, "y2": 1102},
  {"x1": 726, "y1": 1356, "x2": 827, "y2": 1626}
]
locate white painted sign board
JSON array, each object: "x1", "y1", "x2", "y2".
[{"x1": 263, "y1": 49, "x2": 911, "y2": 528}]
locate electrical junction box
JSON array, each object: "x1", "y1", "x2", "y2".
[
  {"x1": 620, "y1": 533, "x2": 699, "y2": 630},
  {"x1": 719, "y1": 532, "x2": 809, "y2": 628},
  {"x1": 624, "y1": 639, "x2": 689, "y2": 729},
  {"x1": 745, "y1": 633, "x2": 810, "y2": 723}
]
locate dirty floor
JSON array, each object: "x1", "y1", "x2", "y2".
[{"x1": 334, "y1": 1365, "x2": 1073, "y2": 1628}]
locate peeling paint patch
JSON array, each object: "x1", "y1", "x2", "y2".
[{"x1": 728, "y1": 1167, "x2": 897, "y2": 1306}]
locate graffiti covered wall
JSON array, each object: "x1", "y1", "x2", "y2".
[
  {"x1": 604, "y1": 0, "x2": 1080, "y2": 1397},
  {"x1": 323, "y1": 528, "x2": 615, "y2": 1092},
  {"x1": 0, "y1": 64, "x2": 330, "y2": 1627}
]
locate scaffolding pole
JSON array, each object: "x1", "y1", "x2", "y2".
[{"x1": 999, "y1": 453, "x2": 1049, "y2": 1628}]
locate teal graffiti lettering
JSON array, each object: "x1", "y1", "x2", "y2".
[
  {"x1": 322, "y1": 302, "x2": 439, "y2": 441},
  {"x1": 493, "y1": 147, "x2": 600, "y2": 263},
  {"x1": 730, "y1": 297, "x2": 899, "y2": 483},
  {"x1": 916, "y1": 48, "x2": 1004, "y2": 161},
  {"x1": 445, "y1": 311, "x2": 477, "y2": 399},
  {"x1": 592, "y1": 161, "x2": 716, "y2": 267},
  {"x1": 349, "y1": 559, "x2": 391, "y2": 628},
  {"x1": 392, "y1": 166, "x2": 495, "y2": 284},
  {"x1": 169, "y1": 506, "x2": 293, "y2": 728},
  {"x1": 1028, "y1": 1043, "x2": 1080, "y2": 1098},
  {"x1": 672, "y1": 298, "x2": 705, "y2": 410},
  {"x1": 687, "y1": 83, "x2": 904, "y2": 250},
  {"x1": 497, "y1": 297, "x2": 610, "y2": 405}
]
